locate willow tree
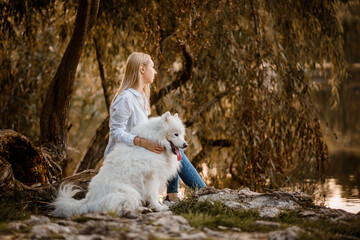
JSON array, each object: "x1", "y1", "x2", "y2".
[
  {"x1": 80, "y1": 0, "x2": 347, "y2": 191},
  {"x1": 0, "y1": 0, "x2": 350, "y2": 195},
  {"x1": 1, "y1": 0, "x2": 100, "y2": 192}
]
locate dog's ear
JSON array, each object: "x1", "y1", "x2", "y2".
[
  {"x1": 174, "y1": 113, "x2": 178, "y2": 118},
  {"x1": 162, "y1": 111, "x2": 171, "y2": 122}
]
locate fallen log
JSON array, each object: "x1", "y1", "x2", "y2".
[
  {"x1": 0, "y1": 129, "x2": 97, "y2": 203},
  {"x1": 0, "y1": 129, "x2": 56, "y2": 191}
]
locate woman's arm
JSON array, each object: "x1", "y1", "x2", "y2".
[
  {"x1": 133, "y1": 137, "x2": 164, "y2": 154},
  {"x1": 110, "y1": 94, "x2": 163, "y2": 153},
  {"x1": 109, "y1": 95, "x2": 137, "y2": 146}
]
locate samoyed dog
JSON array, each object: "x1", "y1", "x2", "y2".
[{"x1": 51, "y1": 112, "x2": 187, "y2": 218}]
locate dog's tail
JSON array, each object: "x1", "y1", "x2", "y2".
[{"x1": 50, "y1": 184, "x2": 88, "y2": 218}]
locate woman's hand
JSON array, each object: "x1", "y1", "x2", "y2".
[{"x1": 134, "y1": 137, "x2": 164, "y2": 154}]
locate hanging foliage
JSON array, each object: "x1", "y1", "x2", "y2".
[{"x1": 1, "y1": 0, "x2": 353, "y2": 192}]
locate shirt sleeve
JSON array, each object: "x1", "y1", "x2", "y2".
[{"x1": 109, "y1": 94, "x2": 137, "y2": 146}]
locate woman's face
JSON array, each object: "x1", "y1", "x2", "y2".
[{"x1": 141, "y1": 60, "x2": 157, "y2": 84}]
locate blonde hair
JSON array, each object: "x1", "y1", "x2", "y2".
[{"x1": 112, "y1": 52, "x2": 152, "y2": 114}]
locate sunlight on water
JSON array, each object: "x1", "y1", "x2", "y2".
[{"x1": 317, "y1": 178, "x2": 360, "y2": 214}]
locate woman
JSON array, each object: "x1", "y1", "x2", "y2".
[{"x1": 104, "y1": 52, "x2": 206, "y2": 203}]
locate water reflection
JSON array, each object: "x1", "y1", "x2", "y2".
[
  {"x1": 328, "y1": 152, "x2": 360, "y2": 198},
  {"x1": 316, "y1": 152, "x2": 360, "y2": 213},
  {"x1": 317, "y1": 178, "x2": 360, "y2": 213},
  {"x1": 313, "y1": 72, "x2": 360, "y2": 213}
]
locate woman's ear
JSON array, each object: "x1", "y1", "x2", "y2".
[{"x1": 140, "y1": 64, "x2": 145, "y2": 74}]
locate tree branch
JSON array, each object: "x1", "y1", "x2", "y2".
[
  {"x1": 185, "y1": 91, "x2": 230, "y2": 127},
  {"x1": 150, "y1": 44, "x2": 193, "y2": 105},
  {"x1": 191, "y1": 138, "x2": 233, "y2": 170},
  {"x1": 251, "y1": 0, "x2": 259, "y2": 35},
  {"x1": 94, "y1": 37, "x2": 111, "y2": 112},
  {"x1": 251, "y1": 0, "x2": 263, "y2": 89},
  {"x1": 202, "y1": 139, "x2": 232, "y2": 147},
  {"x1": 191, "y1": 149, "x2": 206, "y2": 170}
]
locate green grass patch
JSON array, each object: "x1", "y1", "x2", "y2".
[
  {"x1": 171, "y1": 195, "x2": 360, "y2": 238},
  {"x1": 0, "y1": 222, "x2": 12, "y2": 235},
  {"x1": 0, "y1": 222, "x2": 33, "y2": 235},
  {"x1": 71, "y1": 216, "x2": 93, "y2": 223},
  {"x1": 275, "y1": 211, "x2": 360, "y2": 238},
  {"x1": 107, "y1": 211, "x2": 118, "y2": 218},
  {"x1": 51, "y1": 233, "x2": 66, "y2": 239},
  {"x1": 0, "y1": 197, "x2": 33, "y2": 223},
  {"x1": 0, "y1": 191, "x2": 50, "y2": 223},
  {"x1": 171, "y1": 195, "x2": 276, "y2": 232}
]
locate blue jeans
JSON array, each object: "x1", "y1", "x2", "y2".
[{"x1": 167, "y1": 149, "x2": 207, "y2": 193}]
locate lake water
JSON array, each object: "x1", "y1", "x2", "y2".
[
  {"x1": 318, "y1": 178, "x2": 360, "y2": 213},
  {"x1": 313, "y1": 69, "x2": 360, "y2": 214},
  {"x1": 315, "y1": 152, "x2": 360, "y2": 214}
]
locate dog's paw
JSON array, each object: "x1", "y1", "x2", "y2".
[
  {"x1": 158, "y1": 204, "x2": 170, "y2": 211},
  {"x1": 151, "y1": 203, "x2": 169, "y2": 212},
  {"x1": 137, "y1": 206, "x2": 153, "y2": 214},
  {"x1": 118, "y1": 208, "x2": 140, "y2": 219}
]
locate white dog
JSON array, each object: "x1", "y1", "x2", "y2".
[{"x1": 51, "y1": 112, "x2": 187, "y2": 218}]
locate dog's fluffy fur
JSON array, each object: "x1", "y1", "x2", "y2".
[{"x1": 51, "y1": 112, "x2": 187, "y2": 218}]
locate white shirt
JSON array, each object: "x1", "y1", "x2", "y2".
[{"x1": 103, "y1": 88, "x2": 148, "y2": 159}]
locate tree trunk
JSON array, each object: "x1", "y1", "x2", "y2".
[
  {"x1": 0, "y1": 129, "x2": 55, "y2": 191},
  {"x1": 0, "y1": 0, "x2": 99, "y2": 196},
  {"x1": 39, "y1": 0, "x2": 99, "y2": 173},
  {"x1": 94, "y1": 37, "x2": 111, "y2": 112}
]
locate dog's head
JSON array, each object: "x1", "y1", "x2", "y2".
[{"x1": 161, "y1": 112, "x2": 187, "y2": 161}]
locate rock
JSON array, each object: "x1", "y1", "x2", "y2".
[
  {"x1": 2, "y1": 187, "x2": 358, "y2": 240},
  {"x1": 80, "y1": 220, "x2": 109, "y2": 236},
  {"x1": 203, "y1": 227, "x2": 226, "y2": 237},
  {"x1": 121, "y1": 209, "x2": 140, "y2": 219},
  {"x1": 195, "y1": 187, "x2": 311, "y2": 212},
  {"x1": 180, "y1": 231, "x2": 207, "y2": 239},
  {"x1": 254, "y1": 220, "x2": 281, "y2": 229},
  {"x1": 259, "y1": 207, "x2": 282, "y2": 218},
  {"x1": 0, "y1": 236, "x2": 16, "y2": 240},
  {"x1": 67, "y1": 235, "x2": 109, "y2": 240},
  {"x1": 26, "y1": 215, "x2": 50, "y2": 225},
  {"x1": 125, "y1": 232, "x2": 148, "y2": 240},
  {"x1": 298, "y1": 210, "x2": 316, "y2": 217},
  {"x1": 56, "y1": 219, "x2": 78, "y2": 226},
  {"x1": 6, "y1": 222, "x2": 28, "y2": 231},
  {"x1": 152, "y1": 214, "x2": 192, "y2": 233},
  {"x1": 30, "y1": 223, "x2": 77, "y2": 239},
  {"x1": 217, "y1": 225, "x2": 229, "y2": 230},
  {"x1": 268, "y1": 226, "x2": 304, "y2": 240},
  {"x1": 224, "y1": 200, "x2": 241, "y2": 208},
  {"x1": 230, "y1": 227, "x2": 242, "y2": 232},
  {"x1": 146, "y1": 210, "x2": 173, "y2": 218},
  {"x1": 203, "y1": 227, "x2": 267, "y2": 240},
  {"x1": 196, "y1": 186, "x2": 223, "y2": 196},
  {"x1": 238, "y1": 187, "x2": 262, "y2": 197},
  {"x1": 81, "y1": 212, "x2": 115, "y2": 221}
]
